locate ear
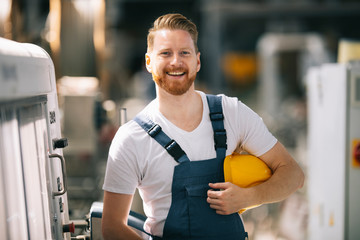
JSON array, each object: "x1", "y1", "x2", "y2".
[
  {"x1": 145, "y1": 54, "x2": 152, "y2": 73},
  {"x1": 196, "y1": 52, "x2": 201, "y2": 72}
]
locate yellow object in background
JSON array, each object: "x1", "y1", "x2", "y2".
[
  {"x1": 222, "y1": 52, "x2": 257, "y2": 86},
  {"x1": 224, "y1": 153, "x2": 272, "y2": 213},
  {"x1": 337, "y1": 39, "x2": 360, "y2": 63}
]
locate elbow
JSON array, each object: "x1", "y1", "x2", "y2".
[
  {"x1": 102, "y1": 222, "x2": 111, "y2": 240},
  {"x1": 102, "y1": 218, "x2": 132, "y2": 240},
  {"x1": 102, "y1": 218, "x2": 119, "y2": 240},
  {"x1": 296, "y1": 166, "x2": 305, "y2": 189}
]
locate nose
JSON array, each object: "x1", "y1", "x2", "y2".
[{"x1": 170, "y1": 53, "x2": 182, "y2": 66}]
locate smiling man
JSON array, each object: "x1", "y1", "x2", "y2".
[
  {"x1": 146, "y1": 26, "x2": 200, "y2": 96},
  {"x1": 101, "y1": 13, "x2": 304, "y2": 240}
]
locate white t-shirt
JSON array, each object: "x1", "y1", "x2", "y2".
[{"x1": 103, "y1": 91, "x2": 277, "y2": 236}]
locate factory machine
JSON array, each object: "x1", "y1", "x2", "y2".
[
  {"x1": 306, "y1": 60, "x2": 360, "y2": 240},
  {"x1": 0, "y1": 37, "x2": 148, "y2": 240},
  {"x1": 0, "y1": 37, "x2": 74, "y2": 239}
]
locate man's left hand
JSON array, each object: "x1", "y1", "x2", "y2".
[{"x1": 207, "y1": 182, "x2": 251, "y2": 215}]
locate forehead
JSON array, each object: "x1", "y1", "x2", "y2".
[{"x1": 152, "y1": 29, "x2": 195, "y2": 50}]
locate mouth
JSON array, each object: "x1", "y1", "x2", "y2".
[{"x1": 167, "y1": 71, "x2": 186, "y2": 76}]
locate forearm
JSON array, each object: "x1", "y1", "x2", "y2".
[
  {"x1": 102, "y1": 191, "x2": 143, "y2": 240},
  {"x1": 251, "y1": 159, "x2": 304, "y2": 206},
  {"x1": 102, "y1": 222, "x2": 143, "y2": 240},
  {"x1": 208, "y1": 142, "x2": 304, "y2": 215}
]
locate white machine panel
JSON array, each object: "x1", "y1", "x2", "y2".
[
  {"x1": 346, "y1": 61, "x2": 360, "y2": 239},
  {"x1": 307, "y1": 61, "x2": 360, "y2": 240},
  {"x1": 0, "y1": 37, "x2": 71, "y2": 239},
  {"x1": 0, "y1": 113, "x2": 29, "y2": 239}
]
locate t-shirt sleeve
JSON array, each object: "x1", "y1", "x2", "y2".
[
  {"x1": 223, "y1": 95, "x2": 277, "y2": 157},
  {"x1": 102, "y1": 126, "x2": 140, "y2": 195}
]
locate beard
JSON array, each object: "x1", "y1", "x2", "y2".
[{"x1": 152, "y1": 67, "x2": 196, "y2": 95}]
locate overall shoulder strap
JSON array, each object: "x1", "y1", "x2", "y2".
[
  {"x1": 134, "y1": 114, "x2": 188, "y2": 163},
  {"x1": 206, "y1": 94, "x2": 227, "y2": 158}
]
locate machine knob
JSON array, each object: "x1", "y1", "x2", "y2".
[
  {"x1": 53, "y1": 138, "x2": 68, "y2": 149},
  {"x1": 354, "y1": 143, "x2": 360, "y2": 163},
  {"x1": 63, "y1": 222, "x2": 75, "y2": 233}
]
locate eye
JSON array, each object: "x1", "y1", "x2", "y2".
[
  {"x1": 160, "y1": 51, "x2": 171, "y2": 56},
  {"x1": 181, "y1": 51, "x2": 190, "y2": 56}
]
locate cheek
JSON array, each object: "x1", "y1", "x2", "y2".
[
  {"x1": 153, "y1": 61, "x2": 165, "y2": 72},
  {"x1": 152, "y1": 72, "x2": 161, "y2": 82}
]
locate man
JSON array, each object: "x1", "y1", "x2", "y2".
[{"x1": 102, "y1": 13, "x2": 304, "y2": 240}]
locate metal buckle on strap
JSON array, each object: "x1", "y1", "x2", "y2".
[
  {"x1": 209, "y1": 112, "x2": 224, "y2": 121},
  {"x1": 147, "y1": 124, "x2": 162, "y2": 137},
  {"x1": 214, "y1": 130, "x2": 227, "y2": 149},
  {"x1": 165, "y1": 140, "x2": 185, "y2": 162}
]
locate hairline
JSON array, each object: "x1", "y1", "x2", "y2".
[
  {"x1": 147, "y1": 28, "x2": 198, "y2": 53},
  {"x1": 147, "y1": 14, "x2": 199, "y2": 53}
]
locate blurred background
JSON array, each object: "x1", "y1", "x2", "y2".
[{"x1": 1, "y1": 0, "x2": 360, "y2": 239}]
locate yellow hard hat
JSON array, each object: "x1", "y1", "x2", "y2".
[{"x1": 223, "y1": 152, "x2": 272, "y2": 213}]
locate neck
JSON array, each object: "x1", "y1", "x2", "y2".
[{"x1": 157, "y1": 86, "x2": 203, "y2": 132}]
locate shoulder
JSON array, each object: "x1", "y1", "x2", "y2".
[
  {"x1": 219, "y1": 94, "x2": 241, "y2": 109},
  {"x1": 218, "y1": 94, "x2": 261, "y2": 121},
  {"x1": 199, "y1": 91, "x2": 243, "y2": 110},
  {"x1": 214, "y1": 94, "x2": 247, "y2": 119},
  {"x1": 109, "y1": 100, "x2": 159, "y2": 156},
  {"x1": 109, "y1": 120, "x2": 143, "y2": 156}
]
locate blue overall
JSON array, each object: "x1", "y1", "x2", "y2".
[{"x1": 134, "y1": 95, "x2": 247, "y2": 240}]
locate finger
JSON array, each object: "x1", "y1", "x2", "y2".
[
  {"x1": 210, "y1": 204, "x2": 232, "y2": 215},
  {"x1": 215, "y1": 209, "x2": 229, "y2": 215},
  {"x1": 208, "y1": 203, "x2": 228, "y2": 215},
  {"x1": 208, "y1": 201, "x2": 223, "y2": 210},
  {"x1": 208, "y1": 200, "x2": 221, "y2": 207},
  {"x1": 209, "y1": 182, "x2": 229, "y2": 190},
  {"x1": 207, "y1": 189, "x2": 222, "y2": 199},
  {"x1": 207, "y1": 196, "x2": 222, "y2": 204}
]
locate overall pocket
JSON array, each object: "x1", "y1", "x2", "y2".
[{"x1": 185, "y1": 184, "x2": 246, "y2": 239}]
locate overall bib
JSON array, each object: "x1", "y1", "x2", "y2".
[{"x1": 134, "y1": 95, "x2": 248, "y2": 240}]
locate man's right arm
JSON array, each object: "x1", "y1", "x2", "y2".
[{"x1": 102, "y1": 191, "x2": 143, "y2": 240}]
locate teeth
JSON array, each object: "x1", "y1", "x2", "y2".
[{"x1": 168, "y1": 72, "x2": 184, "y2": 76}]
